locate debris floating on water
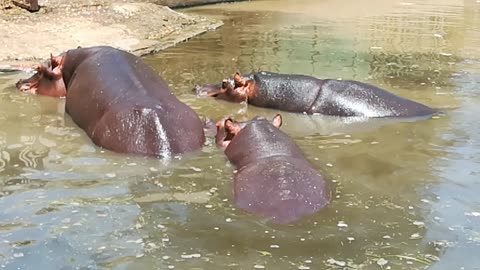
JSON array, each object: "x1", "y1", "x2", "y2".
[
  {"x1": 413, "y1": 221, "x2": 425, "y2": 227},
  {"x1": 410, "y1": 233, "x2": 422, "y2": 240},
  {"x1": 377, "y1": 258, "x2": 388, "y2": 267},
  {"x1": 465, "y1": 211, "x2": 480, "y2": 217},
  {"x1": 181, "y1": 253, "x2": 201, "y2": 259},
  {"x1": 326, "y1": 258, "x2": 346, "y2": 267},
  {"x1": 337, "y1": 221, "x2": 348, "y2": 228},
  {"x1": 190, "y1": 166, "x2": 202, "y2": 172}
]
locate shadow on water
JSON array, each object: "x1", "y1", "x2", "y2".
[{"x1": 1, "y1": 0, "x2": 480, "y2": 269}]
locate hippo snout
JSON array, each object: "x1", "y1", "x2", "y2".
[
  {"x1": 193, "y1": 83, "x2": 222, "y2": 97},
  {"x1": 192, "y1": 84, "x2": 206, "y2": 96},
  {"x1": 16, "y1": 79, "x2": 31, "y2": 92}
]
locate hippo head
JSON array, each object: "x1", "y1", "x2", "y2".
[
  {"x1": 16, "y1": 54, "x2": 67, "y2": 98},
  {"x1": 215, "y1": 114, "x2": 282, "y2": 148},
  {"x1": 193, "y1": 72, "x2": 255, "y2": 103}
]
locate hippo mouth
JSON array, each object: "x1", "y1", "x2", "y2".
[
  {"x1": 193, "y1": 79, "x2": 234, "y2": 98},
  {"x1": 193, "y1": 84, "x2": 220, "y2": 97},
  {"x1": 16, "y1": 79, "x2": 38, "y2": 94}
]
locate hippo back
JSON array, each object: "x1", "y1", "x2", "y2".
[
  {"x1": 224, "y1": 120, "x2": 305, "y2": 169},
  {"x1": 234, "y1": 156, "x2": 330, "y2": 224},
  {"x1": 62, "y1": 46, "x2": 205, "y2": 156},
  {"x1": 311, "y1": 79, "x2": 437, "y2": 117},
  {"x1": 250, "y1": 71, "x2": 322, "y2": 113}
]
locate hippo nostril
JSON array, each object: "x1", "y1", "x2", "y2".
[
  {"x1": 17, "y1": 83, "x2": 32, "y2": 92},
  {"x1": 15, "y1": 79, "x2": 24, "y2": 89}
]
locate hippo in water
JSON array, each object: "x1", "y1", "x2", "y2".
[
  {"x1": 16, "y1": 46, "x2": 205, "y2": 158},
  {"x1": 216, "y1": 114, "x2": 331, "y2": 224},
  {"x1": 194, "y1": 71, "x2": 437, "y2": 118}
]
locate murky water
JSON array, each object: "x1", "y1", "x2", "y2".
[{"x1": 1, "y1": 0, "x2": 480, "y2": 269}]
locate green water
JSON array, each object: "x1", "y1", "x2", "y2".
[{"x1": 1, "y1": 0, "x2": 480, "y2": 269}]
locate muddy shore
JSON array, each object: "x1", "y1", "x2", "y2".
[{"x1": 0, "y1": 0, "x2": 224, "y2": 70}]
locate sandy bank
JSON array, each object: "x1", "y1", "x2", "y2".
[{"x1": 0, "y1": 0, "x2": 223, "y2": 70}]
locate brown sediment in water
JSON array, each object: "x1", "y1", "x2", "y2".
[{"x1": 0, "y1": 0, "x2": 224, "y2": 69}]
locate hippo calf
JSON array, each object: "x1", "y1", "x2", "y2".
[
  {"x1": 194, "y1": 71, "x2": 437, "y2": 118},
  {"x1": 216, "y1": 114, "x2": 331, "y2": 224},
  {"x1": 16, "y1": 46, "x2": 205, "y2": 158}
]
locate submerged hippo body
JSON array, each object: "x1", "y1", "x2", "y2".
[
  {"x1": 16, "y1": 46, "x2": 205, "y2": 157},
  {"x1": 216, "y1": 115, "x2": 331, "y2": 224},
  {"x1": 195, "y1": 71, "x2": 437, "y2": 118}
]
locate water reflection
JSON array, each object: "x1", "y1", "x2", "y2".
[{"x1": 2, "y1": 0, "x2": 480, "y2": 269}]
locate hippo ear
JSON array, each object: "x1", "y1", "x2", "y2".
[
  {"x1": 233, "y1": 72, "x2": 247, "y2": 87},
  {"x1": 50, "y1": 54, "x2": 64, "y2": 70},
  {"x1": 40, "y1": 66, "x2": 62, "y2": 80},
  {"x1": 224, "y1": 118, "x2": 234, "y2": 132},
  {"x1": 224, "y1": 118, "x2": 240, "y2": 135},
  {"x1": 40, "y1": 56, "x2": 63, "y2": 81},
  {"x1": 271, "y1": 114, "x2": 282, "y2": 128},
  {"x1": 215, "y1": 117, "x2": 229, "y2": 129}
]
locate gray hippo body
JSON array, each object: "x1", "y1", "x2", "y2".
[{"x1": 195, "y1": 71, "x2": 437, "y2": 118}]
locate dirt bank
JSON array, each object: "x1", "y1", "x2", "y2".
[
  {"x1": 142, "y1": 0, "x2": 242, "y2": 8},
  {"x1": 0, "y1": 0, "x2": 223, "y2": 70}
]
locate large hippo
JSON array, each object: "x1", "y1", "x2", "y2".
[
  {"x1": 194, "y1": 71, "x2": 437, "y2": 118},
  {"x1": 216, "y1": 114, "x2": 331, "y2": 224},
  {"x1": 16, "y1": 46, "x2": 205, "y2": 158}
]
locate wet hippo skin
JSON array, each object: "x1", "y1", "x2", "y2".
[
  {"x1": 216, "y1": 115, "x2": 331, "y2": 224},
  {"x1": 16, "y1": 46, "x2": 205, "y2": 158},
  {"x1": 194, "y1": 71, "x2": 438, "y2": 118}
]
